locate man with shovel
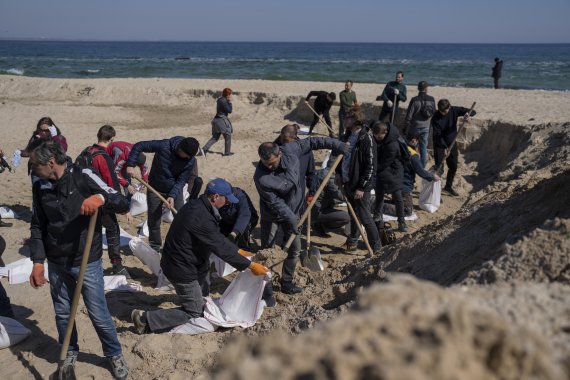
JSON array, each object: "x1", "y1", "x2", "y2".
[
  {"x1": 255, "y1": 137, "x2": 347, "y2": 294},
  {"x1": 28, "y1": 141, "x2": 130, "y2": 379},
  {"x1": 377, "y1": 71, "x2": 407, "y2": 122},
  {"x1": 305, "y1": 91, "x2": 336, "y2": 136}
]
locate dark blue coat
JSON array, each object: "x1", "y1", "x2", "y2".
[
  {"x1": 403, "y1": 146, "x2": 435, "y2": 194},
  {"x1": 127, "y1": 136, "x2": 196, "y2": 200},
  {"x1": 218, "y1": 187, "x2": 259, "y2": 235}
]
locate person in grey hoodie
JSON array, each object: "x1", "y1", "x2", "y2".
[{"x1": 403, "y1": 81, "x2": 436, "y2": 168}]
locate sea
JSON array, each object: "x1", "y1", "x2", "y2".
[{"x1": 1, "y1": 40, "x2": 569, "y2": 91}]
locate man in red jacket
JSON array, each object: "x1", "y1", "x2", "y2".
[{"x1": 83, "y1": 125, "x2": 130, "y2": 277}]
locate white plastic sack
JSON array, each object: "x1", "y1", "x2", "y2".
[
  {"x1": 203, "y1": 269, "x2": 268, "y2": 328},
  {"x1": 0, "y1": 207, "x2": 16, "y2": 219},
  {"x1": 137, "y1": 220, "x2": 149, "y2": 237},
  {"x1": 128, "y1": 237, "x2": 171, "y2": 289},
  {"x1": 129, "y1": 192, "x2": 147, "y2": 216},
  {"x1": 209, "y1": 255, "x2": 237, "y2": 278},
  {"x1": 103, "y1": 228, "x2": 134, "y2": 250},
  {"x1": 383, "y1": 213, "x2": 418, "y2": 222},
  {"x1": 161, "y1": 208, "x2": 174, "y2": 223},
  {"x1": 103, "y1": 275, "x2": 142, "y2": 292},
  {"x1": 0, "y1": 317, "x2": 31, "y2": 349},
  {"x1": 0, "y1": 258, "x2": 49, "y2": 285},
  {"x1": 169, "y1": 316, "x2": 217, "y2": 335},
  {"x1": 419, "y1": 179, "x2": 441, "y2": 213}
]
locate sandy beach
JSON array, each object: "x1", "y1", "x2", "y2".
[{"x1": 0, "y1": 75, "x2": 569, "y2": 379}]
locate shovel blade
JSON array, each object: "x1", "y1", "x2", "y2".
[
  {"x1": 50, "y1": 364, "x2": 77, "y2": 380},
  {"x1": 307, "y1": 246, "x2": 325, "y2": 271}
]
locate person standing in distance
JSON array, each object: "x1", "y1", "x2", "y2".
[
  {"x1": 377, "y1": 71, "x2": 407, "y2": 122},
  {"x1": 203, "y1": 88, "x2": 234, "y2": 156},
  {"x1": 492, "y1": 57, "x2": 503, "y2": 89}
]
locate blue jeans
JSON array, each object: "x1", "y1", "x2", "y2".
[
  {"x1": 48, "y1": 259, "x2": 122, "y2": 358},
  {"x1": 416, "y1": 127, "x2": 430, "y2": 168}
]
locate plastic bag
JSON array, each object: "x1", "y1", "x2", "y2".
[
  {"x1": 128, "y1": 237, "x2": 171, "y2": 289},
  {"x1": 209, "y1": 255, "x2": 237, "y2": 278},
  {"x1": 161, "y1": 208, "x2": 174, "y2": 223},
  {"x1": 0, "y1": 317, "x2": 31, "y2": 349},
  {"x1": 129, "y1": 192, "x2": 147, "y2": 216},
  {"x1": 103, "y1": 227, "x2": 134, "y2": 250},
  {"x1": 419, "y1": 179, "x2": 441, "y2": 213},
  {"x1": 203, "y1": 269, "x2": 268, "y2": 328}
]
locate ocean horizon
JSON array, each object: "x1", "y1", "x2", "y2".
[{"x1": 1, "y1": 40, "x2": 569, "y2": 91}]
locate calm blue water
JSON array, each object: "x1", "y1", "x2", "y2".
[{"x1": 1, "y1": 40, "x2": 569, "y2": 91}]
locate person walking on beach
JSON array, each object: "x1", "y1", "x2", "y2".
[
  {"x1": 28, "y1": 141, "x2": 130, "y2": 379},
  {"x1": 126, "y1": 136, "x2": 200, "y2": 253},
  {"x1": 339, "y1": 80, "x2": 358, "y2": 137},
  {"x1": 203, "y1": 88, "x2": 234, "y2": 156},
  {"x1": 305, "y1": 91, "x2": 336, "y2": 136},
  {"x1": 431, "y1": 99, "x2": 476, "y2": 196},
  {"x1": 403, "y1": 81, "x2": 436, "y2": 168},
  {"x1": 492, "y1": 57, "x2": 503, "y2": 89},
  {"x1": 377, "y1": 71, "x2": 407, "y2": 122}
]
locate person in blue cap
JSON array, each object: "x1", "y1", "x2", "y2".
[{"x1": 131, "y1": 178, "x2": 268, "y2": 334}]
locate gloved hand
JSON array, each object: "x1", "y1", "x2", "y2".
[
  {"x1": 249, "y1": 262, "x2": 269, "y2": 276},
  {"x1": 393, "y1": 89, "x2": 399, "y2": 95},
  {"x1": 48, "y1": 125, "x2": 58, "y2": 137},
  {"x1": 80, "y1": 195, "x2": 104, "y2": 215},
  {"x1": 238, "y1": 249, "x2": 255, "y2": 257},
  {"x1": 386, "y1": 100, "x2": 394, "y2": 108},
  {"x1": 29, "y1": 263, "x2": 47, "y2": 288},
  {"x1": 306, "y1": 194, "x2": 314, "y2": 206},
  {"x1": 227, "y1": 231, "x2": 238, "y2": 244}
]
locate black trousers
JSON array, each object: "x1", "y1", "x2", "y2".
[
  {"x1": 434, "y1": 144, "x2": 459, "y2": 189},
  {"x1": 493, "y1": 77, "x2": 500, "y2": 89},
  {"x1": 344, "y1": 186, "x2": 381, "y2": 251},
  {"x1": 147, "y1": 190, "x2": 184, "y2": 252},
  {"x1": 309, "y1": 108, "x2": 333, "y2": 136},
  {"x1": 374, "y1": 188, "x2": 405, "y2": 221},
  {"x1": 101, "y1": 211, "x2": 121, "y2": 263}
]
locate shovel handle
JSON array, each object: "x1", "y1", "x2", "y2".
[
  {"x1": 132, "y1": 176, "x2": 178, "y2": 215},
  {"x1": 435, "y1": 101, "x2": 476, "y2": 174},
  {"x1": 342, "y1": 189, "x2": 374, "y2": 255},
  {"x1": 304, "y1": 100, "x2": 338, "y2": 137},
  {"x1": 390, "y1": 92, "x2": 398, "y2": 124},
  {"x1": 59, "y1": 210, "x2": 98, "y2": 361}
]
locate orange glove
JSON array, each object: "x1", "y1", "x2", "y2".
[
  {"x1": 238, "y1": 249, "x2": 255, "y2": 257},
  {"x1": 249, "y1": 262, "x2": 269, "y2": 276},
  {"x1": 306, "y1": 194, "x2": 314, "y2": 206},
  {"x1": 80, "y1": 195, "x2": 104, "y2": 215}
]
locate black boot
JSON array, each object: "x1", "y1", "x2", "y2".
[{"x1": 398, "y1": 218, "x2": 408, "y2": 233}]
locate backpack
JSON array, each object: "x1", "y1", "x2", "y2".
[
  {"x1": 419, "y1": 99, "x2": 435, "y2": 119},
  {"x1": 397, "y1": 136, "x2": 411, "y2": 163},
  {"x1": 75, "y1": 146, "x2": 104, "y2": 172}
]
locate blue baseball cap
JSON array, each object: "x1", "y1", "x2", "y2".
[{"x1": 206, "y1": 178, "x2": 239, "y2": 203}]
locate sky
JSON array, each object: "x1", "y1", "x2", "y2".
[{"x1": 1, "y1": 0, "x2": 569, "y2": 44}]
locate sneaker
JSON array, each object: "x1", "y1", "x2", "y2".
[
  {"x1": 109, "y1": 354, "x2": 129, "y2": 380},
  {"x1": 131, "y1": 309, "x2": 148, "y2": 335},
  {"x1": 222, "y1": 152, "x2": 235, "y2": 157},
  {"x1": 58, "y1": 350, "x2": 78, "y2": 379},
  {"x1": 312, "y1": 224, "x2": 331, "y2": 238},
  {"x1": 341, "y1": 241, "x2": 357, "y2": 253},
  {"x1": 281, "y1": 282, "x2": 303, "y2": 295},
  {"x1": 443, "y1": 186, "x2": 459, "y2": 197},
  {"x1": 398, "y1": 220, "x2": 408, "y2": 233}
]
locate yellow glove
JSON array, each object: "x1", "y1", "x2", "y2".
[{"x1": 249, "y1": 262, "x2": 269, "y2": 276}]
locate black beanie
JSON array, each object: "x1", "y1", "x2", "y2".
[
  {"x1": 178, "y1": 137, "x2": 200, "y2": 158},
  {"x1": 328, "y1": 92, "x2": 336, "y2": 101}
]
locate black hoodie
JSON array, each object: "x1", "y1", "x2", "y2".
[{"x1": 375, "y1": 124, "x2": 404, "y2": 193}]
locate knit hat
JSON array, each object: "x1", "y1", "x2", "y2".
[{"x1": 178, "y1": 137, "x2": 200, "y2": 158}]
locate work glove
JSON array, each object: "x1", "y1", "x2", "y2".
[
  {"x1": 386, "y1": 100, "x2": 393, "y2": 108},
  {"x1": 305, "y1": 194, "x2": 314, "y2": 206},
  {"x1": 238, "y1": 249, "x2": 255, "y2": 257},
  {"x1": 80, "y1": 195, "x2": 104, "y2": 215},
  {"x1": 249, "y1": 262, "x2": 269, "y2": 276},
  {"x1": 393, "y1": 88, "x2": 399, "y2": 95}
]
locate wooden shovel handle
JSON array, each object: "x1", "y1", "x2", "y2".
[
  {"x1": 132, "y1": 176, "x2": 178, "y2": 215},
  {"x1": 304, "y1": 100, "x2": 338, "y2": 137}
]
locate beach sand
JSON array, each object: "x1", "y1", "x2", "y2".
[{"x1": 0, "y1": 75, "x2": 569, "y2": 379}]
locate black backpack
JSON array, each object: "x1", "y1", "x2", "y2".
[
  {"x1": 419, "y1": 99, "x2": 435, "y2": 119},
  {"x1": 397, "y1": 136, "x2": 411, "y2": 163},
  {"x1": 75, "y1": 146, "x2": 104, "y2": 173}
]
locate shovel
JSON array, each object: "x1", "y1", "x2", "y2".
[
  {"x1": 51, "y1": 210, "x2": 98, "y2": 380},
  {"x1": 133, "y1": 176, "x2": 177, "y2": 214},
  {"x1": 303, "y1": 210, "x2": 326, "y2": 271}
]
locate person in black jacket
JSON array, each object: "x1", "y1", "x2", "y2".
[
  {"x1": 431, "y1": 99, "x2": 476, "y2": 196},
  {"x1": 403, "y1": 81, "x2": 436, "y2": 168},
  {"x1": 130, "y1": 183, "x2": 269, "y2": 335},
  {"x1": 492, "y1": 57, "x2": 503, "y2": 89},
  {"x1": 377, "y1": 71, "x2": 407, "y2": 122},
  {"x1": 305, "y1": 91, "x2": 336, "y2": 136},
  {"x1": 126, "y1": 136, "x2": 200, "y2": 252},
  {"x1": 28, "y1": 141, "x2": 130, "y2": 380},
  {"x1": 338, "y1": 109, "x2": 381, "y2": 253},
  {"x1": 310, "y1": 164, "x2": 349, "y2": 237}
]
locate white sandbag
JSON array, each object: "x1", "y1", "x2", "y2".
[
  {"x1": 137, "y1": 220, "x2": 149, "y2": 237},
  {"x1": 0, "y1": 207, "x2": 16, "y2": 219},
  {"x1": 0, "y1": 317, "x2": 31, "y2": 349},
  {"x1": 128, "y1": 237, "x2": 171, "y2": 289},
  {"x1": 102, "y1": 228, "x2": 134, "y2": 250},
  {"x1": 383, "y1": 213, "x2": 418, "y2": 222},
  {"x1": 209, "y1": 255, "x2": 237, "y2": 278},
  {"x1": 419, "y1": 179, "x2": 441, "y2": 213},
  {"x1": 320, "y1": 150, "x2": 332, "y2": 168},
  {"x1": 0, "y1": 258, "x2": 49, "y2": 285},
  {"x1": 129, "y1": 192, "x2": 147, "y2": 216},
  {"x1": 297, "y1": 126, "x2": 311, "y2": 135},
  {"x1": 103, "y1": 275, "x2": 142, "y2": 292},
  {"x1": 169, "y1": 316, "x2": 218, "y2": 335},
  {"x1": 203, "y1": 269, "x2": 268, "y2": 328},
  {"x1": 161, "y1": 208, "x2": 174, "y2": 223}
]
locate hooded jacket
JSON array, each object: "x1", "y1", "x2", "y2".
[
  {"x1": 403, "y1": 145, "x2": 435, "y2": 194},
  {"x1": 127, "y1": 136, "x2": 196, "y2": 200},
  {"x1": 375, "y1": 123, "x2": 404, "y2": 193},
  {"x1": 338, "y1": 126, "x2": 376, "y2": 193},
  {"x1": 30, "y1": 164, "x2": 129, "y2": 266},
  {"x1": 431, "y1": 107, "x2": 477, "y2": 149}
]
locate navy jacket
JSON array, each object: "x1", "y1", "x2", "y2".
[
  {"x1": 275, "y1": 137, "x2": 316, "y2": 196},
  {"x1": 127, "y1": 136, "x2": 196, "y2": 200},
  {"x1": 431, "y1": 107, "x2": 477, "y2": 149},
  {"x1": 254, "y1": 137, "x2": 345, "y2": 231},
  {"x1": 375, "y1": 124, "x2": 404, "y2": 193},
  {"x1": 218, "y1": 187, "x2": 259, "y2": 236},
  {"x1": 30, "y1": 164, "x2": 129, "y2": 267},
  {"x1": 380, "y1": 81, "x2": 407, "y2": 113},
  {"x1": 161, "y1": 195, "x2": 251, "y2": 284},
  {"x1": 403, "y1": 145, "x2": 435, "y2": 194}
]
